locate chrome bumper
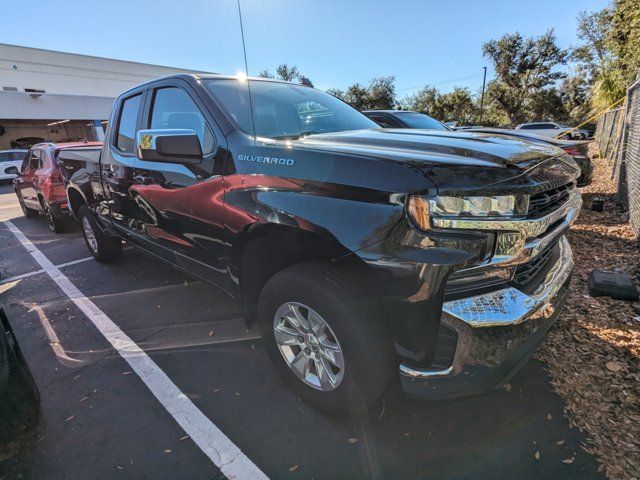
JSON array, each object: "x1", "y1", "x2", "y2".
[{"x1": 400, "y1": 235, "x2": 573, "y2": 383}]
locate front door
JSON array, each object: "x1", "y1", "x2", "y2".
[{"x1": 130, "y1": 82, "x2": 230, "y2": 289}]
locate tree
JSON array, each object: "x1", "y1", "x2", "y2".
[
  {"x1": 366, "y1": 76, "x2": 396, "y2": 109},
  {"x1": 402, "y1": 86, "x2": 475, "y2": 124},
  {"x1": 402, "y1": 86, "x2": 439, "y2": 114},
  {"x1": 326, "y1": 77, "x2": 396, "y2": 110},
  {"x1": 573, "y1": 9, "x2": 613, "y2": 81},
  {"x1": 437, "y1": 87, "x2": 476, "y2": 123},
  {"x1": 257, "y1": 64, "x2": 307, "y2": 82},
  {"x1": 482, "y1": 30, "x2": 568, "y2": 124}
]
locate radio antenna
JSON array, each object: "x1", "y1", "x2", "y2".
[{"x1": 236, "y1": 0, "x2": 257, "y2": 141}]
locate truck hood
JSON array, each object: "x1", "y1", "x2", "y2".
[{"x1": 296, "y1": 129, "x2": 564, "y2": 170}]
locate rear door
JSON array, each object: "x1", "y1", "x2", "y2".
[
  {"x1": 99, "y1": 90, "x2": 147, "y2": 240},
  {"x1": 131, "y1": 80, "x2": 230, "y2": 285}
]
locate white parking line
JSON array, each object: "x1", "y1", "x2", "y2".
[
  {"x1": 4, "y1": 220, "x2": 268, "y2": 480},
  {"x1": 0, "y1": 257, "x2": 95, "y2": 285},
  {"x1": 0, "y1": 268, "x2": 45, "y2": 285}
]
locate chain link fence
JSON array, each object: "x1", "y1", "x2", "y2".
[{"x1": 595, "y1": 77, "x2": 640, "y2": 235}]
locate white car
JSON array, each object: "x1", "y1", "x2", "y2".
[
  {"x1": 0, "y1": 149, "x2": 27, "y2": 183},
  {"x1": 515, "y1": 122, "x2": 575, "y2": 139}
]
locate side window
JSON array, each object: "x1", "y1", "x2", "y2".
[
  {"x1": 371, "y1": 116, "x2": 397, "y2": 128},
  {"x1": 116, "y1": 94, "x2": 142, "y2": 153},
  {"x1": 150, "y1": 87, "x2": 215, "y2": 154}
]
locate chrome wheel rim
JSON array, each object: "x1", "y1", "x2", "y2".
[
  {"x1": 273, "y1": 302, "x2": 345, "y2": 391},
  {"x1": 82, "y1": 216, "x2": 98, "y2": 252}
]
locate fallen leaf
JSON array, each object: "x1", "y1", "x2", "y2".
[
  {"x1": 503, "y1": 382, "x2": 512, "y2": 392},
  {"x1": 116, "y1": 465, "x2": 124, "y2": 470},
  {"x1": 556, "y1": 440, "x2": 565, "y2": 446},
  {"x1": 288, "y1": 465, "x2": 299, "y2": 472},
  {"x1": 122, "y1": 371, "x2": 132, "y2": 375},
  {"x1": 547, "y1": 413, "x2": 552, "y2": 421},
  {"x1": 562, "y1": 457, "x2": 575, "y2": 464},
  {"x1": 164, "y1": 449, "x2": 172, "y2": 454},
  {"x1": 180, "y1": 435, "x2": 190, "y2": 441},
  {"x1": 65, "y1": 415, "x2": 75, "y2": 422},
  {"x1": 208, "y1": 330, "x2": 214, "y2": 337},
  {"x1": 347, "y1": 437, "x2": 358, "y2": 444},
  {"x1": 534, "y1": 451, "x2": 541, "y2": 460},
  {"x1": 605, "y1": 361, "x2": 622, "y2": 372}
]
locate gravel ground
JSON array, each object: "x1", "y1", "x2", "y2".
[{"x1": 538, "y1": 152, "x2": 640, "y2": 479}]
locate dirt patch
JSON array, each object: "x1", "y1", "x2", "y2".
[{"x1": 538, "y1": 152, "x2": 640, "y2": 479}]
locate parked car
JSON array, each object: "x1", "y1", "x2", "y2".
[
  {"x1": 363, "y1": 110, "x2": 450, "y2": 130},
  {"x1": 515, "y1": 122, "x2": 583, "y2": 139},
  {"x1": 0, "y1": 307, "x2": 39, "y2": 463},
  {"x1": 63, "y1": 75, "x2": 580, "y2": 413},
  {"x1": 13, "y1": 141, "x2": 102, "y2": 232},
  {"x1": 461, "y1": 128, "x2": 593, "y2": 187},
  {"x1": 0, "y1": 149, "x2": 27, "y2": 184},
  {"x1": 365, "y1": 112, "x2": 593, "y2": 187}
]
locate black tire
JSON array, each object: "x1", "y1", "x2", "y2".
[
  {"x1": 78, "y1": 205, "x2": 122, "y2": 263},
  {"x1": 43, "y1": 202, "x2": 66, "y2": 234},
  {"x1": 258, "y1": 262, "x2": 394, "y2": 415},
  {"x1": 16, "y1": 191, "x2": 37, "y2": 218}
]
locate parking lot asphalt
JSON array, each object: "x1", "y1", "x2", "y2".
[{"x1": 0, "y1": 183, "x2": 604, "y2": 480}]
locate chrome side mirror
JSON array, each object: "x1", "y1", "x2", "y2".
[{"x1": 136, "y1": 129, "x2": 203, "y2": 164}]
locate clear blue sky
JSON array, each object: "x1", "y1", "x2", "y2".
[{"x1": 1, "y1": 0, "x2": 610, "y2": 98}]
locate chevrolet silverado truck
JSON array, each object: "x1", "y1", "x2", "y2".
[{"x1": 63, "y1": 74, "x2": 581, "y2": 413}]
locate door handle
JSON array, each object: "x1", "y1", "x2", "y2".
[{"x1": 134, "y1": 174, "x2": 153, "y2": 185}]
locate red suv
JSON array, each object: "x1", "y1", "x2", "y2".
[{"x1": 14, "y1": 142, "x2": 102, "y2": 232}]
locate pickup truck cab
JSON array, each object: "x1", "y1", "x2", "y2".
[{"x1": 63, "y1": 75, "x2": 581, "y2": 413}]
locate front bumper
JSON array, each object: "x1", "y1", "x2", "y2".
[{"x1": 400, "y1": 236, "x2": 573, "y2": 398}]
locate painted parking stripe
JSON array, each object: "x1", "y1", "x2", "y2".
[
  {"x1": 0, "y1": 257, "x2": 95, "y2": 285},
  {"x1": 4, "y1": 220, "x2": 268, "y2": 480}
]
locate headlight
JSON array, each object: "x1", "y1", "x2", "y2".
[{"x1": 407, "y1": 195, "x2": 528, "y2": 230}]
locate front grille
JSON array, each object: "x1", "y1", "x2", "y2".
[
  {"x1": 513, "y1": 241, "x2": 559, "y2": 292},
  {"x1": 527, "y1": 183, "x2": 574, "y2": 218}
]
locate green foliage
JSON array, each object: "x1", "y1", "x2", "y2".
[
  {"x1": 402, "y1": 86, "x2": 476, "y2": 124},
  {"x1": 574, "y1": 0, "x2": 640, "y2": 111},
  {"x1": 327, "y1": 77, "x2": 396, "y2": 110},
  {"x1": 482, "y1": 30, "x2": 568, "y2": 124},
  {"x1": 257, "y1": 64, "x2": 306, "y2": 82}
]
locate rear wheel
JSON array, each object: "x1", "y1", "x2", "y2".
[
  {"x1": 78, "y1": 205, "x2": 122, "y2": 263},
  {"x1": 16, "y1": 191, "x2": 37, "y2": 218},
  {"x1": 258, "y1": 262, "x2": 394, "y2": 414}
]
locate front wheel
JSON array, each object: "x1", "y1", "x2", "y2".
[
  {"x1": 16, "y1": 191, "x2": 37, "y2": 218},
  {"x1": 258, "y1": 262, "x2": 394, "y2": 414},
  {"x1": 78, "y1": 205, "x2": 122, "y2": 263}
]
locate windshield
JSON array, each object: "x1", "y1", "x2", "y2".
[
  {"x1": 395, "y1": 112, "x2": 450, "y2": 130},
  {"x1": 205, "y1": 79, "x2": 378, "y2": 139}
]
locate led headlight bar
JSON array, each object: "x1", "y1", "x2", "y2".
[{"x1": 407, "y1": 194, "x2": 529, "y2": 230}]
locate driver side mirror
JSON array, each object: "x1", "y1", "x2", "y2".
[
  {"x1": 5, "y1": 166, "x2": 19, "y2": 175},
  {"x1": 136, "y1": 129, "x2": 203, "y2": 164}
]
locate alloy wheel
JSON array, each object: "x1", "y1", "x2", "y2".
[
  {"x1": 82, "y1": 216, "x2": 98, "y2": 253},
  {"x1": 273, "y1": 302, "x2": 345, "y2": 391}
]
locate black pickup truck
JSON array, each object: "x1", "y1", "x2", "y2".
[{"x1": 63, "y1": 75, "x2": 581, "y2": 413}]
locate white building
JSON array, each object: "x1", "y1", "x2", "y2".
[{"x1": 0, "y1": 43, "x2": 209, "y2": 149}]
